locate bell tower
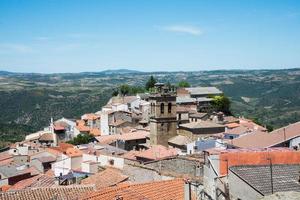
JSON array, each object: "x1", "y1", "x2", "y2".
[{"x1": 149, "y1": 83, "x2": 177, "y2": 146}]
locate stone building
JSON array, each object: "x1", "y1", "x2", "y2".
[{"x1": 149, "y1": 83, "x2": 178, "y2": 146}]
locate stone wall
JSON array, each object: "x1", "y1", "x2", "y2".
[{"x1": 144, "y1": 156, "x2": 203, "y2": 178}]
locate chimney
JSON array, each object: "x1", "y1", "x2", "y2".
[{"x1": 184, "y1": 179, "x2": 191, "y2": 200}]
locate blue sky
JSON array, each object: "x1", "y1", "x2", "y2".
[{"x1": 0, "y1": 0, "x2": 300, "y2": 73}]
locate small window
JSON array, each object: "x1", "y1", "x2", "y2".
[
  {"x1": 160, "y1": 103, "x2": 164, "y2": 114},
  {"x1": 168, "y1": 103, "x2": 172, "y2": 113},
  {"x1": 109, "y1": 159, "x2": 115, "y2": 165}
]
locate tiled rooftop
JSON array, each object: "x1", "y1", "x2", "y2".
[
  {"x1": 81, "y1": 168, "x2": 128, "y2": 189},
  {"x1": 231, "y1": 121, "x2": 300, "y2": 148},
  {"x1": 179, "y1": 121, "x2": 225, "y2": 129},
  {"x1": 81, "y1": 179, "x2": 185, "y2": 200},
  {"x1": 0, "y1": 185, "x2": 95, "y2": 200},
  {"x1": 8, "y1": 174, "x2": 55, "y2": 191},
  {"x1": 230, "y1": 164, "x2": 300, "y2": 195},
  {"x1": 135, "y1": 145, "x2": 178, "y2": 161}
]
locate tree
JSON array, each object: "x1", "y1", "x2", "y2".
[
  {"x1": 119, "y1": 84, "x2": 130, "y2": 96},
  {"x1": 112, "y1": 88, "x2": 119, "y2": 96},
  {"x1": 178, "y1": 81, "x2": 190, "y2": 87},
  {"x1": 67, "y1": 133, "x2": 94, "y2": 145},
  {"x1": 145, "y1": 76, "x2": 157, "y2": 91},
  {"x1": 211, "y1": 95, "x2": 231, "y2": 114}
]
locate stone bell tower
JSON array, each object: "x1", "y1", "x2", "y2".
[{"x1": 149, "y1": 83, "x2": 177, "y2": 146}]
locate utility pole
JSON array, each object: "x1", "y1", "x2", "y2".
[{"x1": 267, "y1": 157, "x2": 274, "y2": 194}]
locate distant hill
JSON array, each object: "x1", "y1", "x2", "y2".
[
  {"x1": 0, "y1": 68, "x2": 300, "y2": 147},
  {"x1": 100, "y1": 69, "x2": 142, "y2": 75}
]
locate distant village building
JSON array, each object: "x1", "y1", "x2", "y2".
[{"x1": 177, "y1": 86, "x2": 223, "y2": 112}]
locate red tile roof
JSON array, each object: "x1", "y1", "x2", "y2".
[
  {"x1": 81, "y1": 179, "x2": 185, "y2": 200},
  {"x1": 90, "y1": 128, "x2": 101, "y2": 136},
  {"x1": 135, "y1": 145, "x2": 178, "y2": 161},
  {"x1": 66, "y1": 147, "x2": 83, "y2": 157},
  {"x1": 38, "y1": 133, "x2": 54, "y2": 141},
  {"x1": 225, "y1": 126, "x2": 250, "y2": 135},
  {"x1": 53, "y1": 124, "x2": 65, "y2": 131},
  {"x1": 0, "y1": 152, "x2": 13, "y2": 166},
  {"x1": 48, "y1": 143, "x2": 74, "y2": 154},
  {"x1": 0, "y1": 185, "x2": 95, "y2": 200},
  {"x1": 81, "y1": 168, "x2": 128, "y2": 189},
  {"x1": 231, "y1": 121, "x2": 300, "y2": 148},
  {"x1": 8, "y1": 174, "x2": 55, "y2": 191},
  {"x1": 96, "y1": 131, "x2": 149, "y2": 144},
  {"x1": 82, "y1": 113, "x2": 100, "y2": 121},
  {"x1": 217, "y1": 148, "x2": 300, "y2": 176},
  {"x1": 225, "y1": 122, "x2": 240, "y2": 129}
]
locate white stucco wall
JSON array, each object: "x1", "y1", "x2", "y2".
[
  {"x1": 290, "y1": 136, "x2": 300, "y2": 148},
  {"x1": 100, "y1": 111, "x2": 109, "y2": 136}
]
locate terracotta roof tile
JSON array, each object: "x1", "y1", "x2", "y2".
[
  {"x1": 66, "y1": 148, "x2": 83, "y2": 157},
  {"x1": 8, "y1": 174, "x2": 55, "y2": 191},
  {"x1": 82, "y1": 113, "x2": 101, "y2": 121},
  {"x1": 38, "y1": 133, "x2": 54, "y2": 141},
  {"x1": 81, "y1": 179, "x2": 185, "y2": 200},
  {"x1": 135, "y1": 145, "x2": 178, "y2": 161},
  {"x1": 81, "y1": 168, "x2": 128, "y2": 189},
  {"x1": 89, "y1": 128, "x2": 101, "y2": 136},
  {"x1": 48, "y1": 143, "x2": 74, "y2": 154},
  {"x1": 231, "y1": 121, "x2": 300, "y2": 148},
  {"x1": 0, "y1": 185, "x2": 95, "y2": 200}
]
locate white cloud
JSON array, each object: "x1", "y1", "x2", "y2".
[
  {"x1": 0, "y1": 43, "x2": 33, "y2": 53},
  {"x1": 162, "y1": 25, "x2": 203, "y2": 36},
  {"x1": 35, "y1": 36, "x2": 51, "y2": 41}
]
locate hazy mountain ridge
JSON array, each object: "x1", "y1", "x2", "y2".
[{"x1": 0, "y1": 68, "x2": 300, "y2": 147}]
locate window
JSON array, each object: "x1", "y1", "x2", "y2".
[
  {"x1": 160, "y1": 103, "x2": 164, "y2": 114},
  {"x1": 109, "y1": 159, "x2": 115, "y2": 165},
  {"x1": 168, "y1": 103, "x2": 172, "y2": 113}
]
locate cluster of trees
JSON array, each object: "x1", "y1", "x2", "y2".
[
  {"x1": 211, "y1": 95, "x2": 231, "y2": 115},
  {"x1": 67, "y1": 133, "x2": 94, "y2": 145},
  {"x1": 113, "y1": 76, "x2": 193, "y2": 97},
  {"x1": 112, "y1": 84, "x2": 145, "y2": 96}
]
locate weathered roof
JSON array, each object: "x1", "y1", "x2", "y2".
[
  {"x1": 89, "y1": 128, "x2": 101, "y2": 136},
  {"x1": 189, "y1": 112, "x2": 208, "y2": 119},
  {"x1": 0, "y1": 185, "x2": 95, "y2": 200},
  {"x1": 38, "y1": 133, "x2": 54, "y2": 141},
  {"x1": 0, "y1": 165, "x2": 32, "y2": 178},
  {"x1": 176, "y1": 96, "x2": 197, "y2": 104},
  {"x1": 48, "y1": 143, "x2": 74, "y2": 154},
  {"x1": 168, "y1": 135, "x2": 193, "y2": 146},
  {"x1": 180, "y1": 121, "x2": 225, "y2": 129},
  {"x1": 81, "y1": 113, "x2": 100, "y2": 121},
  {"x1": 80, "y1": 143, "x2": 127, "y2": 156},
  {"x1": 81, "y1": 168, "x2": 128, "y2": 189},
  {"x1": 36, "y1": 156, "x2": 56, "y2": 163},
  {"x1": 135, "y1": 145, "x2": 178, "y2": 160},
  {"x1": 196, "y1": 97, "x2": 213, "y2": 102},
  {"x1": 225, "y1": 126, "x2": 250, "y2": 135},
  {"x1": 81, "y1": 179, "x2": 185, "y2": 200},
  {"x1": 230, "y1": 164, "x2": 300, "y2": 195},
  {"x1": 231, "y1": 121, "x2": 300, "y2": 148},
  {"x1": 66, "y1": 148, "x2": 83, "y2": 157},
  {"x1": 261, "y1": 191, "x2": 300, "y2": 200},
  {"x1": 8, "y1": 174, "x2": 55, "y2": 191},
  {"x1": 96, "y1": 130, "x2": 149, "y2": 144},
  {"x1": 0, "y1": 152, "x2": 13, "y2": 166},
  {"x1": 185, "y1": 87, "x2": 222, "y2": 95}
]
